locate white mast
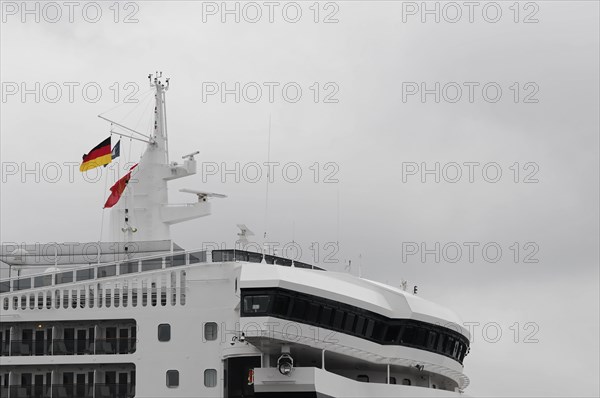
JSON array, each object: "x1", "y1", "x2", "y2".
[{"x1": 107, "y1": 73, "x2": 226, "y2": 243}]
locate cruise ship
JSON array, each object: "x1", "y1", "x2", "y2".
[{"x1": 0, "y1": 74, "x2": 471, "y2": 398}]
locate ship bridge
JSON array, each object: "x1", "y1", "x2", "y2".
[{"x1": 233, "y1": 260, "x2": 471, "y2": 393}]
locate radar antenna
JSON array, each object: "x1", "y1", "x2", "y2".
[{"x1": 237, "y1": 224, "x2": 255, "y2": 248}]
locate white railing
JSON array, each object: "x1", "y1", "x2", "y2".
[{"x1": 0, "y1": 249, "x2": 206, "y2": 294}]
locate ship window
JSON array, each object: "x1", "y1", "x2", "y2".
[
  {"x1": 306, "y1": 303, "x2": 320, "y2": 323},
  {"x1": 415, "y1": 328, "x2": 428, "y2": 346},
  {"x1": 56, "y1": 271, "x2": 73, "y2": 284},
  {"x1": 243, "y1": 295, "x2": 271, "y2": 314},
  {"x1": 158, "y1": 324, "x2": 171, "y2": 342},
  {"x1": 166, "y1": 370, "x2": 179, "y2": 387},
  {"x1": 204, "y1": 369, "x2": 217, "y2": 387},
  {"x1": 319, "y1": 306, "x2": 333, "y2": 326},
  {"x1": 290, "y1": 298, "x2": 307, "y2": 319},
  {"x1": 402, "y1": 378, "x2": 411, "y2": 386},
  {"x1": 76, "y1": 268, "x2": 94, "y2": 281},
  {"x1": 332, "y1": 310, "x2": 345, "y2": 329},
  {"x1": 120, "y1": 262, "x2": 137, "y2": 275},
  {"x1": 142, "y1": 258, "x2": 163, "y2": 272},
  {"x1": 204, "y1": 323, "x2": 218, "y2": 341},
  {"x1": 388, "y1": 377, "x2": 397, "y2": 384},
  {"x1": 344, "y1": 313, "x2": 356, "y2": 332},
  {"x1": 401, "y1": 326, "x2": 416, "y2": 345},
  {"x1": 355, "y1": 316, "x2": 365, "y2": 335},
  {"x1": 452, "y1": 340, "x2": 460, "y2": 358},
  {"x1": 384, "y1": 325, "x2": 400, "y2": 343},
  {"x1": 444, "y1": 337, "x2": 455, "y2": 355},
  {"x1": 239, "y1": 287, "x2": 470, "y2": 365},
  {"x1": 356, "y1": 375, "x2": 369, "y2": 383},
  {"x1": 427, "y1": 331, "x2": 437, "y2": 349},
  {"x1": 272, "y1": 294, "x2": 290, "y2": 316},
  {"x1": 98, "y1": 264, "x2": 116, "y2": 278}
]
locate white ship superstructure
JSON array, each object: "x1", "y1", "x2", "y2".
[{"x1": 0, "y1": 74, "x2": 471, "y2": 398}]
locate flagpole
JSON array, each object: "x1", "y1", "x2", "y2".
[
  {"x1": 99, "y1": 137, "x2": 111, "y2": 243},
  {"x1": 98, "y1": 115, "x2": 151, "y2": 141},
  {"x1": 108, "y1": 129, "x2": 153, "y2": 145}
]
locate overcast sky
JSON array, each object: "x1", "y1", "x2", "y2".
[{"x1": 1, "y1": 1, "x2": 599, "y2": 396}]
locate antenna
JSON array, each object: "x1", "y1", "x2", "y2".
[
  {"x1": 263, "y1": 114, "x2": 272, "y2": 241},
  {"x1": 401, "y1": 279, "x2": 408, "y2": 291},
  {"x1": 182, "y1": 151, "x2": 200, "y2": 160},
  {"x1": 237, "y1": 224, "x2": 255, "y2": 248}
]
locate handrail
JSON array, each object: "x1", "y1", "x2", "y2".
[{"x1": 0, "y1": 248, "x2": 325, "y2": 295}]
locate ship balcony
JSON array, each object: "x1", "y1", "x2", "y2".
[
  {"x1": 0, "y1": 364, "x2": 135, "y2": 398},
  {"x1": 253, "y1": 366, "x2": 463, "y2": 397},
  {"x1": 3, "y1": 383, "x2": 134, "y2": 398},
  {"x1": 2, "y1": 338, "x2": 136, "y2": 357},
  {"x1": 1, "y1": 321, "x2": 137, "y2": 358}
]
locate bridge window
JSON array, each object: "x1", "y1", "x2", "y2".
[
  {"x1": 243, "y1": 295, "x2": 271, "y2": 314},
  {"x1": 291, "y1": 299, "x2": 307, "y2": 319},
  {"x1": 272, "y1": 294, "x2": 290, "y2": 316},
  {"x1": 240, "y1": 287, "x2": 470, "y2": 365}
]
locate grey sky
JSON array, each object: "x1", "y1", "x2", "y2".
[{"x1": 1, "y1": 1, "x2": 598, "y2": 396}]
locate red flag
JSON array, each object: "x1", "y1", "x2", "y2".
[{"x1": 104, "y1": 164, "x2": 138, "y2": 209}]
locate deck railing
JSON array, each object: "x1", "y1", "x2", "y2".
[
  {"x1": 1, "y1": 338, "x2": 137, "y2": 357},
  {"x1": 0, "y1": 249, "x2": 324, "y2": 295}
]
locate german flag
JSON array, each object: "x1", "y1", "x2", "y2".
[{"x1": 80, "y1": 137, "x2": 112, "y2": 172}]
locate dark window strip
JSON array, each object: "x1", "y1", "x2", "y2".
[{"x1": 240, "y1": 287, "x2": 469, "y2": 364}]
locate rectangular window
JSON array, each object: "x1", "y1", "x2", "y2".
[
  {"x1": 385, "y1": 325, "x2": 401, "y2": 343},
  {"x1": 401, "y1": 326, "x2": 416, "y2": 345},
  {"x1": 290, "y1": 299, "x2": 307, "y2": 319},
  {"x1": 98, "y1": 265, "x2": 116, "y2": 278},
  {"x1": 306, "y1": 303, "x2": 320, "y2": 323},
  {"x1": 344, "y1": 313, "x2": 356, "y2": 332},
  {"x1": 364, "y1": 319, "x2": 375, "y2": 338},
  {"x1": 56, "y1": 271, "x2": 73, "y2": 284},
  {"x1": 166, "y1": 370, "x2": 179, "y2": 388},
  {"x1": 243, "y1": 295, "x2": 271, "y2": 314},
  {"x1": 204, "y1": 369, "x2": 217, "y2": 387},
  {"x1": 415, "y1": 328, "x2": 428, "y2": 346},
  {"x1": 319, "y1": 307, "x2": 333, "y2": 326},
  {"x1": 142, "y1": 259, "x2": 162, "y2": 272},
  {"x1": 332, "y1": 310, "x2": 345, "y2": 329},
  {"x1": 204, "y1": 323, "x2": 218, "y2": 341},
  {"x1": 355, "y1": 316, "x2": 366, "y2": 335},
  {"x1": 272, "y1": 295, "x2": 290, "y2": 316},
  {"x1": 120, "y1": 262, "x2": 137, "y2": 275},
  {"x1": 158, "y1": 324, "x2": 171, "y2": 342},
  {"x1": 444, "y1": 337, "x2": 455, "y2": 355},
  {"x1": 427, "y1": 331, "x2": 437, "y2": 349},
  {"x1": 76, "y1": 269, "x2": 94, "y2": 281}
]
